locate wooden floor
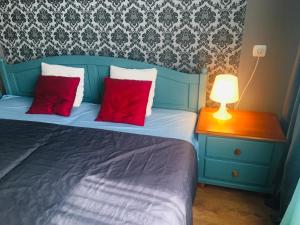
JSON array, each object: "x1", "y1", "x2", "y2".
[{"x1": 193, "y1": 185, "x2": 274, "y2": 225}]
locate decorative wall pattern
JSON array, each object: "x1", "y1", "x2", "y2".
[{"x1": 0, "y1": 0, "x2": 247, "y2": 105}]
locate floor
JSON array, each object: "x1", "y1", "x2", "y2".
[{"x1": 193, "y1": 185, "x2": 275, "y2": 225}]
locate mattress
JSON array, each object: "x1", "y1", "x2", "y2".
[
  {"x1": 0, "y1": 95, "x2": 199, "y2": 225},
  {"x1": 0, "y1": 119, "x2": 197, "y2": 225},
  {"x1": 0, "y1": 95, "x2": 198, "y2": 148}
]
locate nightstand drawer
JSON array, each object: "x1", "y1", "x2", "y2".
[
  {"x1": 206, "y1": 137, "x2": 274, "y2": 164},
  {"x1": 205, "y1": 158, "x2": 269, "y2": 185}
]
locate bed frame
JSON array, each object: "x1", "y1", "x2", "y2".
[{"x1": 0, "y1": 56, "x2": 207, "y2": 112}]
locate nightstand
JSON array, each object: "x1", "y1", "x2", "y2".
[{"x1": 196, "y1": 108, "x2": 286, "y2": 193}]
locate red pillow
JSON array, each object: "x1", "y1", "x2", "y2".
[
  {"x1": 96, "y1": 77, "x2": 152, "y2": 126},
  {"x1": 27, "y1": 76, "x2": 80, "y2": 117}
]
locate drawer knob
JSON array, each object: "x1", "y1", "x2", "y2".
[
  {"x1": 234, "y1": 148, "x2": 241, "y2": 156},
  {"x1": 232, "y1": 170, "x2": 239, "y2": 177}
]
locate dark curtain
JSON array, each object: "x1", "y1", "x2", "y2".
[
  {"x1": 280, "y1": 87, "x2": 300, "y2": 215},
  {"x1": 278, "y1": 54, "x2": 300, "y2": 221}
]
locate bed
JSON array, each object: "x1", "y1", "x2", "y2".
[{"x1": 0, "y1": 56, "x2": 207, "y2": 225}]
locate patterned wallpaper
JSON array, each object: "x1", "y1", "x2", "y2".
[{"x1": 0, "y1": 0, "x2": 247, "y2": 105}]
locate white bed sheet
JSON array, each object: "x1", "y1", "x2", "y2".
[{"x1": 0, "y1": 95, "x2": 198, "y2": 148}]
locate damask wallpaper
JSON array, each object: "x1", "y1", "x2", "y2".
[{"x1": 0, "y1": 0, "x2": 247, "y2": 104}]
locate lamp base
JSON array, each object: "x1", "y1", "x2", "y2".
[{"x1": 213, "y1": 104, "x2": 232, "y2": 120}]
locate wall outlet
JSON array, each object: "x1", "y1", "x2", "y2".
[{"x1": 253, "y1": 45, "x2": 267, "y2": 57}]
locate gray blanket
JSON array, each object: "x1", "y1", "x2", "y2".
[{"x1": 0, "y1": 119, "x2": 197, "y2": 225}]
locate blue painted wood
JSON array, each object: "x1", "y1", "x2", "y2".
[
  {"x1": 198, "y1": 135, "x2": 206, "y2": 178},
  {"x1": 268, "y1": 142, "x2": 286, "y2": 185},
  {"x1": 206, "y1": 136, "x2": 274, "y2": 165},
  {"x1": 198, "y1": 177, "x2": 273, "y2": 193},
  {"x1": 205, "y1": 158, "x2": 269, "y2": 185},
  {"x1": 198, "y1": 134, "x2": 285, "y2": 193},
  {"x1": 0, "y1": 56, "x2": 208, "y2": 112}
]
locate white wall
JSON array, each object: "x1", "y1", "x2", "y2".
[{"x1": 237, "y1": 0, "x2": 300, "y2": 116}]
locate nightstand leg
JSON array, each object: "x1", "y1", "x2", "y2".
[{"x1": 198, "y1": 183, "x2": 206, "y2": 188}]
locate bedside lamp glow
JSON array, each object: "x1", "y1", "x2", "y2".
[{"x1": 210, "y1": 74, "x2": 239, "y2": 120}]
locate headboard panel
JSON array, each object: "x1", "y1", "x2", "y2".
[{"x1": 0, "y1": 56, "x2": 208, "y2": 112}]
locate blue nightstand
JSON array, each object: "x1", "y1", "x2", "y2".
[{"x1": 196, "y1": 108, "x2": 286, "y2": 193}]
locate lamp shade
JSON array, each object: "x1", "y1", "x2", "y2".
[{"x1": 210, "y1": 74, "x2": 239, "y2": 104}]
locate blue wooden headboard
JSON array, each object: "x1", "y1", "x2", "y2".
[{"x1": 0, "y1": 56, "x2": 208, "y2": 112}]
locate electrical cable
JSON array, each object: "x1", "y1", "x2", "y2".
[{"x1": 235, "y1": 57, "x2": 260, "y2": 109}]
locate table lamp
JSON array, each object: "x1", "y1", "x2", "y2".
[{"x1": 210, "y1": 74, "x2": 239, "y2": 120}]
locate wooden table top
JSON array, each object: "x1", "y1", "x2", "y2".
[{"x1": 196, "y1": 108, "x2": 286, "y2": 143}]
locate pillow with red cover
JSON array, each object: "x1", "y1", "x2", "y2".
[
  {"x1": 27, "y1": 76, "x2": 80, "y2": 117},
  {"x1": 96, "y1": 77, "x2": 152, "y2": 126}
]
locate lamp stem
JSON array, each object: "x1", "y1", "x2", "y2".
[{"x1": 213, "y1": 103, "x2": 232, "y2": 120}]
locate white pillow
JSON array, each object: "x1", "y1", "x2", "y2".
[
  {"x1": 41, "y1": 63, "x2": 84, "y2": 107},
  {"x1": 110, "y1": 65, "x2": 157, "y2": 116}
]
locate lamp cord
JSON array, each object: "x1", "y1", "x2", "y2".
[{"x1": 235, "y1": 57, "x2": 260, "y2": 109}]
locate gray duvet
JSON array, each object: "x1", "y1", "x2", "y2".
[{"x1": 0, "y1": 119, "x2": 197, "y2": 225}]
